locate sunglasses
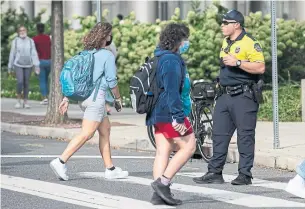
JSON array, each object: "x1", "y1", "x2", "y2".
[{"x1": 222, "y1": 21, "x2": 238, "y2": 25}]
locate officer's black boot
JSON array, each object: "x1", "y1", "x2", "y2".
[
  {"x1": 151, "y1": 178, "x2": 182, "y2": 206},
  {"x1": 193, "y1": 172, "x2": 225, "y2": 184},
  {"x1": 150, "y1": 192, "x2": 165, "y2": 205},
  {"x1": 231, "y1": 173, "x2": 252, "y2": 185}
]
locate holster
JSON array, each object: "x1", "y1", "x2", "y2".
[
  {"x1": 215, "y1": 83, "x2": 222, "y2": 100},
  {"x1": 251, "y1": 79, "x2": 264, "y2": 104}
]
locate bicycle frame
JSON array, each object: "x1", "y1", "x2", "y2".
[{"x1": 190, "y1": 89, "x2": 213, "y2": 140}]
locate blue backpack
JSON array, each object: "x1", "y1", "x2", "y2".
[{"x1": 60, "y1": 50, "x2": 102, "y2": 102}]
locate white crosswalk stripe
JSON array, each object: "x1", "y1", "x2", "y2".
[
  {"x1": 79, "y1": 172, "x2": 305, "y2": 208},
  {"x1": 1, "y1": 174, "x2": 173, "y2": 209},
  {"x1": 2, "y1": 172, "x2": 305, "y2": 209}
]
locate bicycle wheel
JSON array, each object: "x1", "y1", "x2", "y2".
[
  {"x1": 196, "y1": 105, "x2": 213, "y2": 162},
  {"x1": 147, "y1": 125, "x2": 156, "y2": 149}
]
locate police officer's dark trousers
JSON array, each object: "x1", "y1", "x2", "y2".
[{"x1": 208, "y1": 91, "x2": 258, "y2": 177}]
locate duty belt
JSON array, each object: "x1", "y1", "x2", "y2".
[{"x1": 220, "y1": 84, "x2": 251, "y2": 96}]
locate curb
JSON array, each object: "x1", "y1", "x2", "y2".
[
  {"x1": 227, "y1": 147, "x2": 300, "y2": 171},
  {"x1": 1, "y1": 123, "x2": 301, "y2": 171},
  {"x1": 1, "y1": 122, "x2": 156, "y2": 152}
]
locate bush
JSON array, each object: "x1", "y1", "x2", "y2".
[{"x1": 258, "y1": 84, "x2": 302, "y2": 122}]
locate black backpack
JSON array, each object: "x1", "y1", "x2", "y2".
[{"x1": 130, "y1": 56, "x2": 163, "y2": 115}]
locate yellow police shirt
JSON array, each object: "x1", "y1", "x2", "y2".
[{"x1": 218, "y1": 31, "x2": 265, "y2": 86}]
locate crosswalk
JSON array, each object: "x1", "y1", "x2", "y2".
[
  {"x1": 1, "y1": 174, "x2": 172, "y2": 209},
  {"x1": 1, "y1": 171, "x2": 305, "y2": 209}
]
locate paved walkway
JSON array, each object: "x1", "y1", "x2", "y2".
[{"x1": 1, "y1": 98, "x2": 305, "y2": 171}]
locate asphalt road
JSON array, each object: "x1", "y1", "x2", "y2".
[{"x1": 1, "y1": 132, "x2": 305, "y2": 209}]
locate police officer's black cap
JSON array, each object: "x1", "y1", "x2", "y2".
[{"x1": 222, "y1": 10, "x2": 244, "y2": 26}]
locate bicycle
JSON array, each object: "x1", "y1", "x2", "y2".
[{"x1": 147, "y1": 79, "x2": 215, "y2": 162}]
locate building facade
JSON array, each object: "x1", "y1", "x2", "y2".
[{"x1": 2, "y1": 1, "x2": 305, "y2": 29}]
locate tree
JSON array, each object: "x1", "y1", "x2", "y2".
[{"x1": 45, "y1": 1, "x2": 67, "y2": 124}]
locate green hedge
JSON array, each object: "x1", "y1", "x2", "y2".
[{"x1": 258, "y1": 85, "x2": 302, "y2": 122}]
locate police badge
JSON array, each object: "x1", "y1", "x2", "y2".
[
  {"x1": 254, "y1": 43, "x2": 262, "y2": 52},
  {"x1": 235, "y1": 46, "x2": 240, "y2": 53}
]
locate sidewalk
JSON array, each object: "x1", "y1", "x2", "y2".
[{"x1": 1, "y1": 98, "x2": 305, "y2": 171}]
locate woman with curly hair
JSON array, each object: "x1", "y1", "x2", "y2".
[
  {"x1": 147, "y1": 23, "x2": 196, "y2": 206},
  {"x1": 50, "y1": 22, "x2": 128, "y2": 181}
]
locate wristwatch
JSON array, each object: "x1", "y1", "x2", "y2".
[{"x1": 236, "y1": 60, "x2": 241, "y2": 67}]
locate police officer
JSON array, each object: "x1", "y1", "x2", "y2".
[{"x1": 193, "y1": 10, "x2": 265, "y2": 185}]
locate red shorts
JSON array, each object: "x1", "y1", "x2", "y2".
[{"x1": 154, "y1": 118, "x2": 193, "y2": 139}]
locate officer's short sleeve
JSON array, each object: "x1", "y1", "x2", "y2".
[{"x1": 247, "y1": 41, "x2": 265, "y2": 63}]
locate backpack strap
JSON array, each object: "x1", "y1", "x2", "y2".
[
  {"x1": 92, "y1": 74, "x2": 103, "y2": 102},
  {"x1": 14, "y1": 38, "x2": 18, "y2": 60},
  {"x1": 29, "y1": 38, "x2": 33, "y2": 54},
  {"x1": 179, "y1": 61, "x2": 186, "y2": 93},
  {"x1": 29, "y1": 38, "x2": 33, "y2": 65}
]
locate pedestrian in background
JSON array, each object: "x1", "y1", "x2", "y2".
[
  {"x1": 193, "y1": 10, "x2": 265, "y2": 186},
  {"x1": 8, "y1": 25, "x2": 40, "y2": 109},
  {"x1": 147, "y1": 23, "x2": 196, "y2": 206},
  {"x1": 33, "y1": 23, "x2": 51, "y2": 105}
]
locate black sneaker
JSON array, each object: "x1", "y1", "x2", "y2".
[
  {"x1": 150, "y1": 192, "x2": 165, "y2": 205},
  {"x1": 193, "y1": 172, "x2": 225, "y2": 184},
  {"x1": 151, "y1": 178, "x2": 182, "y2": 206},
  {"x1": 231, "y1": 174, "x2": 252, "y2": 185}
]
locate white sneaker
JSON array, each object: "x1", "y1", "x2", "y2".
[
  {"x1": 105, "y1": 167, "x2": 128, "y2": 179},
  {"x1": 24, "y1": 103, "x2": 30, "y2": 109},
  {"x1": 285, "y1": 174, "x2": 305, "y2": 199},
  {"x1": 50, "y1": 158, "x2": 69, "y2": 181},
  {"x1": 40, "y1": 99, "x2": 48, "y2": 105},
  {"x1": 15, "y1": 102, "x2": 21, "y2": 109}
]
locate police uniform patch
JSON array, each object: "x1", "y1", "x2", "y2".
[
  {"x1": 254, "y1": 43, "x2": 262, "y2": 52},
  {"x1": 235, "y1": 46, "x2": 240, "y2": 53}
]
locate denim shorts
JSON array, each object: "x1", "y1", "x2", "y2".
[{"x1": 78, "y1": 89, "x2": 108, "y2": 122}]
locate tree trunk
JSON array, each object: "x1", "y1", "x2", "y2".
[{"x1": 45, "y1": 1, "x2": 67, "y2": 124}]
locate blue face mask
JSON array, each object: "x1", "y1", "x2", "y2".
[{"x1": 179, "y1": 40, "x2": 190, "y2": 54}]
